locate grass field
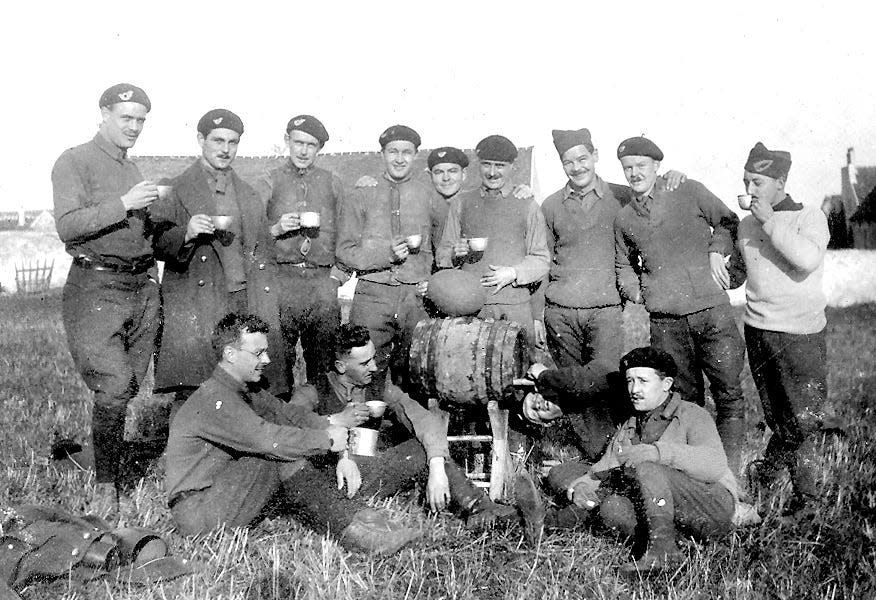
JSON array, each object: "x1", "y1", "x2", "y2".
[{"x1": 1, "y1": 295, "x2": 874, "y2": 599}]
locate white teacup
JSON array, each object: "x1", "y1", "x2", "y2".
[
  {"x1": 300, "y1": 211, "x2": 320, "y2": 228},
  {"x1": 468, "y1": 237, "x2": 488, "y2": 252},
  {"x1": 365, "y1": 400, "x2": 387, "y2": 418},
  {"x1": 349, "y1": 427, "x2": 379, "y2": 457},
  {"x1": 405, "y1": 234, "x2": 422, "y2": 249},
  {"x1": 212, "y1": 215, "x2": 233, "y2": 230},
  {"x1": 156, "y1": 185, "x2": 173, "y2": 200},
  {"x1": 738, "y1": 194, "x2": 753, "y2": 210}
]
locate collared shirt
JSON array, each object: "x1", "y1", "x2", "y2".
[
  {"x1": 291, "y1": 371, "x2": 450, "y2": 460},
  {"x1": 265, "y1": 161, "x2": 344, "y2": 267},
  {"x1": 614, "y1": 177, "x2": 739, "y2": 316},
  {"x1": 336, "y1": 172, "x2": 434, "y2": 285},
  {"x1": 165, "y1": 366, "x2": 331, "y2": 502},
  {"x1": 541, "y1": 175, "x2": 627, "y2": 309},
  {"x1": 52, "y1": 133, "x2": 153, "y2": 265}
]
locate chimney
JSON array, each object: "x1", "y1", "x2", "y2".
[{"x1": 847, "y1": 147, "x2": 857, "y2": 186}]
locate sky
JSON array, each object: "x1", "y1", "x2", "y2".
[{"x1": 2, "y1": 0, "x2": 875, "y2": 212}]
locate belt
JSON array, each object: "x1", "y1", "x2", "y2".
[
  {"x1": 73, "y1": 256, "x2": 155, "y2": 275},
  {"x1": 283, "y1": 262, "x2": 331, "y2": 269}
]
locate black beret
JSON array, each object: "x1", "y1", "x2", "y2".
[
  {"x1": 475, "y1": 135, "x2": 518, "y2": 163},
  {"x1": 619, "y1": 346, "x2": 678, "y2": 379},
  {"x1": 744, "y1": 142, "x2": 792, "y2": 180},
  {"x1": 427, "y1": 147, "x2": 469, "y2": 170},
  {"x1": 99, "y1": 83, "x2": 151, "y2": 112},
  {"x1": 286, "y1": 114, "x2": 329, "y2": 145},
  {"x1": 617, "y1": 136, "x2": 663, "y2": 161},
  {"x1": 552, "y1": 128, "x2": 593, "y2": 157},
  {"x1": 379, "y1": 124, "x2": 421, "y2": 149},
  {"x1": 197, "y1": 109, "x2": 244, "y2": 137}
]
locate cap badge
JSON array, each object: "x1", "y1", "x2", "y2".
[
  {"x1": 118, "y1": 90, "x2": 133, "y2": 101},
  {"x1": 618, "y1": 145, "x2": 625, "y2": 153},
  {"x1": 293, "y1": 118, "x2": 305, "y2": 126},
  {"x1": 438, "y1": 151, "x2": 446, "y2": 158},
  {"x1": 753, "y1": 159, "x2": 773, "y2": 172},
  {"x1": 213, "y1": 117, "x2": 223, "y2": 125}
]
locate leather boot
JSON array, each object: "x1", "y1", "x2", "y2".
[
  {"x1": 339, "y1": 508, "x2": 420, "y2": 555},
  {"x1": 619, "y1": 463, "x2": 683, "y2": 575},
  {"x1": 513, "y1": 472, "x2": 545, "y2": 544},
  {"x1": 466, "y1": 498, "x2": 518, "y2": 530},
  {"x1": 444, "y1": 461, "x2": 481, "y2": 514},
  {"x1": 716, "y1": 416, "x2": 746, "y2": 477}
]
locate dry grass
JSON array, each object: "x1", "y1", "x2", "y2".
[{"x1": 1, "y1": 294, "x2": 875, "y2": 599}]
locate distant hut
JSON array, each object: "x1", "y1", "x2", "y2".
[
  {"x1": 823, "y1": 148, "x2": 876, "y2": 249},
  {"x1": 30, "y1": 210, "x2": 56, "y2": 233},
  {"x1": 849, "y1": 187, "x2": 876, "y2": 249}
]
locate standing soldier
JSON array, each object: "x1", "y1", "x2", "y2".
[
  {"x1": 265, "y1": 115, "x2": 342, "y2": 388},
  {"x1": 613, "y1": 136, "x2": 746, "y2": 474},
  {"x1": 436, "y1": 134, "x2": 550, "y2": 351},
  {"x1": 736, "y1": 142, "x2": 831, "y2": 519},
  {"x1": 335, "y1": 125, "x2": 434, "y2": 402},
  {"x1": 151, "y1": 109, "x2": 286, "y2": 410},
  {"x1": 426, "y1": 146, "x2": 469, "y2": 261},
  {"x1": 52, "y1": 83, "x2": 161, "y2": 497}
]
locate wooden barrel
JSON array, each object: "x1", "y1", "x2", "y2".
[{"x1": 408, "y1": 317, "x2": 529, "y2": 406}]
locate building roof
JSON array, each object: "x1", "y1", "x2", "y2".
[
  {"x1": 851, "y1": 186, "x2": 876, "y2": 223},
  {"x1": 852, "y1": 165, "x2": 876, "y2": 201}
]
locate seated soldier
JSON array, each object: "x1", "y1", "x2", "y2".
[
  {"x1": 165, "y1": 312, "x2": 418, "y2": 555},
  {"x1": 287, "y1": 323, "x2": 516, "y2": 528},
  {"x1": 516, "y1": 347, "x2": 741, "y2": 574}
]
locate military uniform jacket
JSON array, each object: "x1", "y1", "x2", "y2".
[{"x1": 151, "y1": 161, "x2": 286, "y2": 394}]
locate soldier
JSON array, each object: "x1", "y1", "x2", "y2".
[
  {"x1": 613, "y1": 136, "x2": 746, "y2": 474},
  {"x1": 265, "y1": 115, "x2": 343, "y2": 389},
  {"x1": 335, "y1": 125, "x2": 434, "y2": 402},
  {"x1": 436, "y1": 135, "x2": 550, "y2": 351},
  {"x1": 166, "y1": 313, "x2": 418, "y2": 554},
  {"x1": 151, "y1": 109, "x2": 286, "y2": 411},
  {"x1": 516, "y1": 347, "x2": 740, "y2": 574},
  {"x1": 287, "y1": 324, "x2": 516, "y2": 529},
  {"x1": 736, "y1": 142, "x2": 831, "y2": 519},
  {"x1": 52, "y1": 83, "x2": 161, "y2": 498}
]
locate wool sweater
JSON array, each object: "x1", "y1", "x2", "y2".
[
  {"x1": 737, "y1": 197, "x2": 829, "y2": 334},
  {"x1": 590, "y1": 393, "x2": 740, "y2": 500},
  {"x1": 436, "y1": 185, "x2": 549, "y2": 306},
  {"x1": 614, "y1": 178, "x2": 738, "y2": 316},
  {"x1": 541, "y1": 176, "x2": 630, "y2": 308}
]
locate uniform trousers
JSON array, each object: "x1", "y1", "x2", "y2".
[
  {"x1": 744, "y1": 325, "x2": 828, "y2": 498},
  {"x1": 277, "y1": 264, "x2": 340, "y2": 387},
  {"x1": 649, "y1": 304, "x2": 746, "y2": 423},
  {"x1": 61, "y1": 265, "x2": 160, "y2": 483}
]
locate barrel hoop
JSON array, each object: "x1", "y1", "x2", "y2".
[{"x1": 408, "y1": 320, "x2": 426, "y2": 395}]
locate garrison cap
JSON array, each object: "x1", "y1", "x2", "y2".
[
  {"x1": 197, "y1": 109, "x2": 244, "y2": 137},
  {"x1": 475, "y1": 135, "x2": 518, "y2": 163},
  {"x1": 428, "y1": 147, "x2": 469, "y2": 170},
  {"x1": 619, "y1": 346, "x2": 678, "y2": 379},
  {"x1": 552, "y1": 128, "x2": 594, "y2": 157},
  {"x1": 379, "y1": 124, "x2": 421, "y2": 149},
  {"x1": 286, "y1": 114, "x2": 329, "y2": 145},
  {"x1": 99, "y1": 83, "x2": 151, "y2": 112},
  {"x1": 617, "y1": 136, "x2": 664, "y2": 161},
  {"x1": 744, "y1": 142, "x2": 792, "y2": 180}
]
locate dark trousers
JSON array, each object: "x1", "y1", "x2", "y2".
[
  {"x1": 650, "y1": 304, "x2": 746, "y2": 422},
  {"x1": 744, "y1": 325, "x2": 828, "y2": 498},
  {"x1": 61, "y1": 265, "x2": 160, "y2": 484},
  {"x1": 545, "y1": 303, "x2": 622, "y2": 371},
  {"x1": 349, "y1": 280, "x2": 427, "y2": 402},
  {"x1": 277, "y1": 265, "x2": 340, "y2": 387},
  {"x1": 598, "y1": 462, "x2": 735, "y2": 544}
]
